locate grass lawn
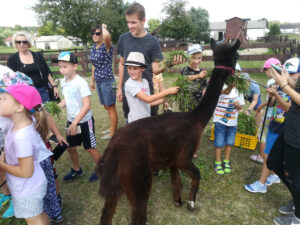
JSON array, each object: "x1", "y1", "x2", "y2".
[{"x1": 0, "y1": 73, "x2": 289, "y2": 225}]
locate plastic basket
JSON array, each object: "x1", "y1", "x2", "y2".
[{"x1": 210, "y1": 125, "x2": 258, "y2": 150}]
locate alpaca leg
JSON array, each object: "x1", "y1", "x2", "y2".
[
  {"x1": 181, "y1": 161, "x2": 201, "y2": 211},
  {"x1": 124, "y1": 172, "x2": 152, "y2": 225},
  {"x1": 100, "y1": 196, "x2": 119, "y2": 225},
  {"x1": 170, "y1": 167, "x2": 184, "y2": 207}
]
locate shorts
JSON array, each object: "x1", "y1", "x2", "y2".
[
  {"x1": 214, "y1": 122, "x2": 237, "y2": 148},
  {"x1": 36, "y1": 87, "x2": 50, "y2": 104},
  {"x1": 12, "y1": 181, "x2": 47, "y2": 219},
  {"x1": 96, "y1": 79, "x2": 116, "y2": 106},
  {"x1": 257, "y1": 117, "x2": 271, "y2": 143},
  {"x1": 66, "y1": 117, "x2": 97, "y2": 150},
  {"x1": 264, "y1": 130, "x2": 279, "y2": 155}
]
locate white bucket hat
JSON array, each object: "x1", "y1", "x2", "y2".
[
  {"x1": 187, "y1": 44, "x2": 203, "y2": 55},
  {"x1": 125, "y1": 52, "x2": 147, "y2": 68}
]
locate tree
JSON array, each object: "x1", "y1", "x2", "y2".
[
  {"x1": 268, "y1": 23, "x2": 281, "y2": 36},
  {"x1": 38, "y1": 21, "x2": 65, "y2": 36},
  {"x1": 159, "y1": 0, "x2": 193, "y2": 43},
  {"x1": 148, "y1": 18, "x2": 160, "y2": 34},
  {"x1": 0, "y1": 36, "x2": 5, "y2": 46},
  {"x1": 189, "y1": 6, "x2": 209, "y2": 43},
  {"x1": 33, "y1": 0, "x2": 128, "y2": 45}
]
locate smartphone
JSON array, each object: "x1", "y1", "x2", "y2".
[
  {"x1": 65, "y1": 126, "x2": 81, "y2": 135},
  {"x1": 271, "y1": 63, "x2": 282, "y2": 72}
]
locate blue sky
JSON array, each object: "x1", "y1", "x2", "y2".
[{"x1": 1, "y1": 0, "x2": 299, "y2": 27}]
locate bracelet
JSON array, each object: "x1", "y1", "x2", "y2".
[{"x1": 281, "y1": 83, "x2": 289, "y2": 89}]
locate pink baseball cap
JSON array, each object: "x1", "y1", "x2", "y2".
[
  {"x1": 261, "y1": 58, "x2": 281, "y2": 72},
  {"x1": 0, "y1": 84, "x2": 42, "y2": 113}
]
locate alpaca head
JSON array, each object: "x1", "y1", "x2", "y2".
[{"x1": 210, "y1": 38, "x2": 240, "y2": 69}]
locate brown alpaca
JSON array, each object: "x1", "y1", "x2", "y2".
[{"x1": 96, "y1": 38, "x2": 241, "y2": 225}]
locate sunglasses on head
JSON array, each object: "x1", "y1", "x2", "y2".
[
  {"x1": 15, "y1": 40, "x2": 29, "y2": 44},
  {"x1": 90, "y1": 32, "x2": 102, "y2": 36}
]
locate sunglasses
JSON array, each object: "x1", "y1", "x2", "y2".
[
  {"x1": 90, "y1": 32, "x2": 102, "y2": 36},
  {"x1": 15, "y1": 40, "x2": 29, "y2": 45}
]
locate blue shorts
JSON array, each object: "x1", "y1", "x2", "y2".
[
  {"x1": 264, "y1": 130, "x2": 279, "y2": 155},
  {"x1": 214, "y1": 122, "x2": 237, "y2": 148},
  {"x1": 96, "y1": 79, "x2": 116, "y2": 106},
  {"x1": 37, "y1": 87, "x2": 50, "y2": 104}
]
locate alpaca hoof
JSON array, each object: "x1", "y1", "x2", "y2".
[
  {"x1": 187, "y1": 201, "x2": 196, "y2": 211},
  {"x1": 174, "y1": 200, "x2": 185, "y2": 207}
]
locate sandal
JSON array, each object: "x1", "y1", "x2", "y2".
[
  {"x1": 101, "y1": 134, "x2": 112, "y2": 140},
  {"x1": 101, "y1": 129, "x2": 110, "y2": 135}
]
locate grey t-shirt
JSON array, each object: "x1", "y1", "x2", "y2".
[
  {"x1": 125, "y1": 78, "x2": 151, "y2": 123},
  {"x1": 117, "y1": 32, "x2": 163, "y2": 93}
]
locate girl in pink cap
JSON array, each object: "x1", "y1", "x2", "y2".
[{"x1": 0, "y1": 84, "x2": 49, "y2": 225}]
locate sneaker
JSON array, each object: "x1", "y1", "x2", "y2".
[
  {"x1": 274, "y1": 214, "x2": 293, "y2": 225},
  {"x1": 215, "y1": 161, "x2": 224, "y2": 175},
  {"x1": 50, "y1": 214, "x2": 64, "y2": 223},
  {"x1": 57, "y1": 194, "x2": 63, "y2": 211},
  {"x1": 88, "y1": 172, "x2": 99, "y2": 182},
  {"x1": 250, "y1": 154, "x2": 264, "y2": 164},
  {"x1": 279, "y1": 199, "x2": 295, "y2": 215},
  {"x1": 49, "y1": 134, "x2": 58, "y2": 144},
  {"x1": 0, "y1": 194, "x2": 11, "y2": 209},
  {"x1": 266, "y1": 174, "x2": 280, "y2": 186},
  {"x1": 63, "y1": 167, "x2": 83, "y2": 182},
  {"x1": 244, "y1": 180, "x2": 267, "y2": 193},
  {"x1": 2, "y1": 200, "x2": 14, "y2": 218},
  {"x1": 223, "y1": 160, "x2": 232, "y2": 174}
]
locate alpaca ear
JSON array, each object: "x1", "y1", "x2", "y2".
[
  {"x1": 231, "y1": 39, "x2": 241, "y2": 52},
  {"x1": 210, "y1": 38, "x2": 217, "y2": 51}
]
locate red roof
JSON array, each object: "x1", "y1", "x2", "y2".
[{"x1": 5, "y1": 36, "x2": 12, "y2": 42}]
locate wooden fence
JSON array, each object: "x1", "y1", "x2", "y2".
[{"x1": 1, "y1": 36, "x2": 299, "y2": 76}]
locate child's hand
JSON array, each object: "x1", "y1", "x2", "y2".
[
  {"x1": 68, "y1": 123, "x2": 77, "y2": 136},
  {"x1": 233, "y1": 100, "x2": 240, "y2": 108},
  {"x1": 267, "y1": 87, "x2": 277, "y2": 96},
  {"x1": 168, "y1": 87, "x2": 180, "y2": 95},
  {"x1": 172, "y1": 55, "x2": 185, "y2": 66},
  {"x1": 198, "y1": 70, "x2": 207, "y2": 78},
  {"x1": 90, "y1": 81, "x2": 96, "y2": 90}
]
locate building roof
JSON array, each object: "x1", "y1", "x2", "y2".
[
  {"x1": 5, "y1": 36, "x2": 12, "y2": 42},
  {"x1": 210, "y1": 19, "x2": 267, "y2": 31},
  {"x1": 36, "y1": 35, "x2": 67, "y2": 42},
  {"x1": 280, "y1": 23, "x2": 300, "y2": 29}
]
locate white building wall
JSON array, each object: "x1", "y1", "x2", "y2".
[{"x1": 247, "y1": 29, "x2": 267, "y2": 40}]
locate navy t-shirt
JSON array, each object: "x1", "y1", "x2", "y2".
[{"x1": 117, "y1": 32, "x2": 163, "y2": 93}]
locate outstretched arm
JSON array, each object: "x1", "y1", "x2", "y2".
[{"x1": 136, "y1": 87, "x2": 179, "y2": 104}]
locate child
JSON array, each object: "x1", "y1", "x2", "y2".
[
  {"x1": 55, "y1": 51, "x2": 101, "y2": 182},
  {"x1": 0, "y1": 84, "x2": 49, "y2": 225},
  {"x1": 0, "y1": 68, "x2": 64, "y2": 222},
  {"x1": 124, "y1": 52, "x2": 179, "y2": 123},
  {"x1": 213, "y1": 82, "x2": 244, "y2": 175},
  {"x1": 245, "y1": 81, "x2": 290, "y2": 193},
  {"x1": 250, "y1": 58, "x2": 281, "y2": 164},
  {"x1": 152, "y1": 73, "x2": 172, "y2": 113},
  {"x1": 181, "y1": 44, "x2": 207, "y2": 111}
]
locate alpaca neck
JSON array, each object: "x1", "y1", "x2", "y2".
[{"x1": 193, "y1": 68, "x2": 230, "y2": 125}]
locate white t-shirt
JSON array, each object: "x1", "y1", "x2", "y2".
[
  {"x1": 61, "y1": 75, "x2": 92, "y2": 123},
  {"x1": 125, "y1": 78, "x2": 151, "y2": 123},
  {"x1": 4, "y1": 123, "x2": 46, "y2": 197},
  {"x1": 213, "y1": 86, "x2": 245, "y2": 126}
]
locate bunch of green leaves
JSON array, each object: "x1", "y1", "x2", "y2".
[
  {"x1": 237, "y1": 112, "x2": 257, "y2": 136},
  {"x1": 225, "y1": 75, "x2": 248, "y2": 94},
  {"x1": 44, "y1": 101, "x2": 62, "y2": 117},
  {"x1": 167, "y1": 75, "x2": 201, "y2": 112},
  {"x1": 162, "y1": 50, "x2": 189, "y2": 69}
]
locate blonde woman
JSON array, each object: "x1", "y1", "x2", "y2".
[{"x1": 7, "y1": 31, "x2": 58, "y2": 103}]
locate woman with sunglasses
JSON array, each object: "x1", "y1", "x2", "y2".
[
  {"x1": 90, "y1": 24, "x2": 118, "y2": 140},
  {"x1": 7, "y1": 31, "x2": 58, "y2": 103}
]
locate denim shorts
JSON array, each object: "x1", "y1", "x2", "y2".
[
  {"x1": 96, "y1": 79, "x2": 116, "y2": 106},
  {"x1": 264, "y1": 130, "x2": 279, "y2": 155},
  {"x1": 36, "y1": 87, "x2": 50, "y2": 104},
  {"x1": 214, "y1": 122, "x2": 237, "y2": 148}
]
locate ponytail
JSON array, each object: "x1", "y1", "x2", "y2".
[{"x1": 33, "y1": 109, "x2": 48, "y2": 141}]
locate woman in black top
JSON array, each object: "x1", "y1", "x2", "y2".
[{"x1": 7, "y1": 31, "x2": 58, "y2": 103}]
